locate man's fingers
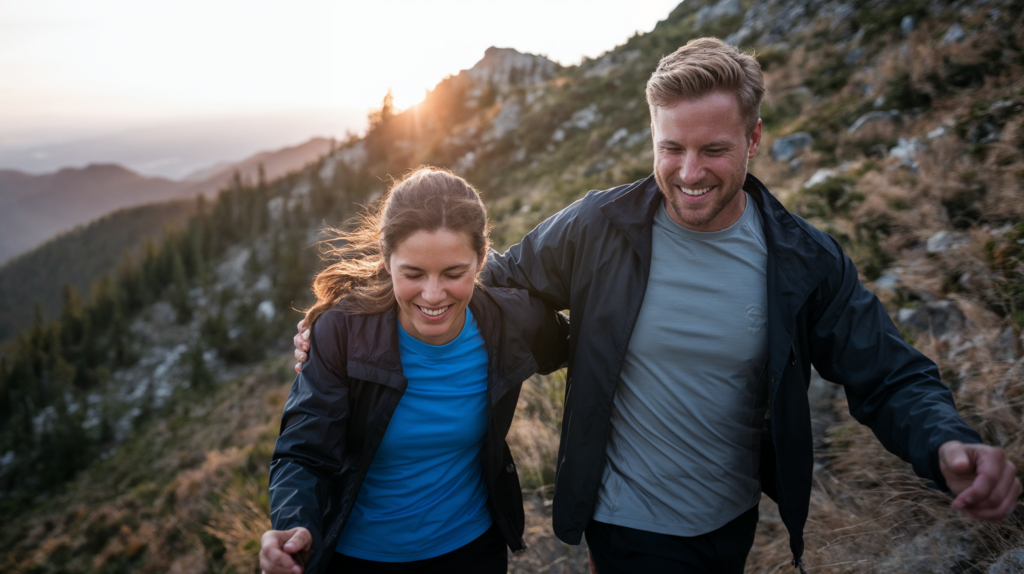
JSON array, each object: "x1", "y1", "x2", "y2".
[
  {"x1": 955, "y1": 472, "x2": 994, "y2": 509},
  {"x1": 293, "y1": 348, "x2": 307, "y2": 363},
  {"x1": 940, "y1": 441, "x2": 972, "y2": 476},
  {"x1": 294, "y1": 362, "x2": 301, "y2": 375}
]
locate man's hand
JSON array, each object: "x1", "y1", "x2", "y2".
[
  {"x1": 260, "y1": 527, "x2": 312, "y2": 574},
  {"x1": 293, "y1": 318, "x2": 310, "y2": 374},
  {"x1": 939, "y1": 441, "x2": 1021, "y2": 521}
]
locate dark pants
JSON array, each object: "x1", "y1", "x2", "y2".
[
  {"x1": 586, "y1": 504, "x2": 759, "y2": 574},
  {"x1": 325, "y1": 523, "x2": 507, "y2": 574}
]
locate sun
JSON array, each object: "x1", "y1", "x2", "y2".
[{"x1": 389, "y1": 83, "x2": 429, "y2": 111}]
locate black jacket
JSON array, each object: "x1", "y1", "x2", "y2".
[
  {"x1": 484, "y1": 173, "x2": 982, "y2": 568},
  {"x1": 269, "y1": 286, "x2": 569, "y2": 574}
]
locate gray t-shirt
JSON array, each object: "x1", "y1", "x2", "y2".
[{"x1": 591, "y1": 193, "x2": 769, "y2": 536}]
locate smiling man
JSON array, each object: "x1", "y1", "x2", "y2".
[{"x1": 294, "y1": 38, "x2": 1020, "y2": 573}]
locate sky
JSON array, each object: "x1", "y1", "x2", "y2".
[{"x1": 0, "y1": 0, "x2": 681, "y2": 179}]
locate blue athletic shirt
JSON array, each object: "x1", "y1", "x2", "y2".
[{"x1": 334, "y1": 307, "x2": 493, "y2": 561}]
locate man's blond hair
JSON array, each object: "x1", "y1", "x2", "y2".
[{"x1": 646, "y1": 37, "x2": 766, "y2": 136}]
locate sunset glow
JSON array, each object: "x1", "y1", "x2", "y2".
[{"x1": 1, "y1": 1, "x2": 679, "y2": 140}]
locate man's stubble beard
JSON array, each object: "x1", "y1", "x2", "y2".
[{"x1": 654, "y1": 169, "x2": 745, "y2": 231}]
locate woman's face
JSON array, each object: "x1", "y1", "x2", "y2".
[{"x1": 386, "y1": 229, "x2": 482, "y2": 346}]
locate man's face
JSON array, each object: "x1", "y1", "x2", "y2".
[{"x1": 652, "y1": 91, "x2": 762, "y2": 232}]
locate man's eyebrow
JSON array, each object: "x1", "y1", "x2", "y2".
[{"x1": 656, "y1": 139, "x2": 735, "y2": 147}]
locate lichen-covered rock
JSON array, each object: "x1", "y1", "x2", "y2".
[
  {"x1": 771, "y1": 132, "x2": 813, "y2": 162},
  {"x1": 988, "y1": 548, "x2": 1024, "y2": 574}
]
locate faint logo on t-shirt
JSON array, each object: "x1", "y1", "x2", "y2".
[{"x1": 746, "y1": 305, "x2": 766, "y2": 336}]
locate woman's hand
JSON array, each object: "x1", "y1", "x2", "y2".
[
  {"x1": 260, "y1": 527, "x2": 312, "y2": 574},
  {"x1": 293, "y1": 318, "x2": 310, "y2": 374}
]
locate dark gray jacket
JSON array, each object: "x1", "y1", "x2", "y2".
[
  {"x1": 269, "y1": 286, "x2": 569, "y2": 573},
  {"x1": 484, "y1": 173, "x2": 981, "y2": 569}
]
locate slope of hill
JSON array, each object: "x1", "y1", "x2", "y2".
[
  {"x1": 1, "y1": 0, "x2": 1022, "y2": 572},
  {"x1": 0, "y1": 138, "x2": 333, "y2": 266},
  {"x1": 0, "y1": 199, "x2": 197, "y2": 344},
  {"x1": 176, "y1": 137, "x2": 334, "y2": 199},
  {"x1": 0, "y1": 165, "x2": 182, "y2": 265}
]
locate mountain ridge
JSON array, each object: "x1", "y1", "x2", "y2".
[{"x1": 0, "y1": 138, "x2": 333, "y2": 266}]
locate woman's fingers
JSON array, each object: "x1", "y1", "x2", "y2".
[{"x1": 260, "y1": 528, "x2": 311, "y2": 574}]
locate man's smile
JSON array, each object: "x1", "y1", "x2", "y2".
[{"x1": 677, "y1": 184, "x2": 714, "y2": 197}]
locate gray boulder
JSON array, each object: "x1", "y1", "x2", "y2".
[
  {"x1": 696, "y1": 0, "x2": 742, "y2": 28},
  {"x1": 941, "y1": 23, "x2": 967, "y2": 46},
  {"x1": 898, "y1": 300, "x2": 965, "y2": 339},
  {"x1": 771, "y1": 132, "x2": 813, "y2": 162},
  {"x1": 901, "y1": 15, "x2": 915, "y2": 36},
  {"x1": 989, "y1": 548, "x2": 1024, "y2": 574}
]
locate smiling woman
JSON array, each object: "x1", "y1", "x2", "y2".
[{"x1": 261, "y1": 166, "x2": 569, "y2": 574}]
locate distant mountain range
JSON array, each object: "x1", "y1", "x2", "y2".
[{"x1": 0, "y1": 137, "x2": 333, "y2": 265}]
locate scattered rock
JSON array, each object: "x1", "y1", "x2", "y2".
[
  {"x1": 993, "y1": 326, "x2": 1019, "y2": 362},
  {"x1": 583, "y1": 158, "x2": 615, "y2": 176},
  {"x1": 889, "y1": 137, "x2": 925, "y2": 168},
  {"x1": 927, "y1": 125, "x2": 947, "y2": 139},
  {"x1": 770, "y1": 132, "x2": 813, "y2": 162},
  {"x1": 941, "y1": 23, "x2": 967, "y2": 46},
  {"x1": 901, "y1": 15, "x2": 915, "y2": 36},
  {"x1": 489, "y1": 100, "x2": 522, "y2": 140},
  {"x1": 898, "y1": 300, "x2": 966, "y2": 339},
  {"x1": 989, "y1": 548, "x2": 1024, "y2": 574},
  {"x1": 624, "y1": 127, "x2": 652, "y2": 148},
  {"x1": 696, "y1": 0, "x2": 742, "y2": 28},
  {"x1": 848, "y1": 110, "x2": 900, "y2": 134},
  {"x1": 926, "y1": 231, "x2": 969, "y2": 254},
  {"x1": 335, "y1": 142, "x2": 367, "y2": 171},
  {"x1": 566, "y1": 104, "x2": 601, "y2": 130},
  {"x1": 874, "y1": 269, "x2": 902, "y2": 292},
  {"x1": 453, "y1": 151, "x2": 476, "y2": 173},
  {"x1": 256, "y1": 300, "x2": 276, "y2": 322},
  {"x1": 267, "y1": 196, "x2": 285, "y2": 222},
  {"x1": 803, "y1": 168, "x2": 836, "y2": 188},
  {"x1": 844, "y1": 47, "x2": 864, "y2": 65},
  {"x1": 605, "y1": 128, "x2": 630, "y2": 148}
]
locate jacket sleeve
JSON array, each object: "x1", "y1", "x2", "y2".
[
  {"x1": 483, "y1": 198, "x2": 584, "y2": 310},
  {"x1": 269, "y1": 311, "x2": 350, "y2": 554},
  {"x1": 807, "y1": 245, "x2": 982, "y2": 490},
  {"x1": 516, "y1": 292, "x2": 571, "y2": 375}
]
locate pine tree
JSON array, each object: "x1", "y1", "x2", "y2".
[
  {"x1": 187, "y1": 342, "x2": 213, "y2": 390},
  {"x1": 170, "y1": 251, "x2": 192, "y2": 324}
]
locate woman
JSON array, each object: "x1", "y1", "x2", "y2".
[{"x1": 260, "y1": 167, "x2": 568, "y2": 574}]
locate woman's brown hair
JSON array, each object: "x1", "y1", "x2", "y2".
[{"x1": 304, "y1": 166, "x2": 491, "y2": 326}]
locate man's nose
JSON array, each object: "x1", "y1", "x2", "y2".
[{"x1": 678, "y1": 152, "x2": 705, "y2": 184}]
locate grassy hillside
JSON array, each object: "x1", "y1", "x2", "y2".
[
  {"x1": 1, "y1": 0, "x2": 1022, "y2": 572},
  {"x1": 0, "y1": 200, "x2": 196, "y2": 345}
]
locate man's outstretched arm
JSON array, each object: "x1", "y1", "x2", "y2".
[{"x1": 809, "y1": 246, "x2": 1019, "y2": 521}]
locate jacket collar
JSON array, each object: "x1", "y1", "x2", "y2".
[
  {"x1": 598, "y1": 175, "x2": 661, "y2": 276},
  {"x1": 597, "y1": 172, "x2": 836, "y2": 285},
  {"x1": 596, "y1": 172, "x2": 838, "y2": 384},
  {"x1": 341, "y1": 286, "x2": 535, "y2": 402}
]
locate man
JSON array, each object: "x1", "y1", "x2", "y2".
[{"x1": 291, "y1": 38, "x2": 1020, "y2": 573}]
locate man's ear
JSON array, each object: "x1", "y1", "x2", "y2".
[{"x1": 748, "y1": 118, "x2": 763, "y2": 159}]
